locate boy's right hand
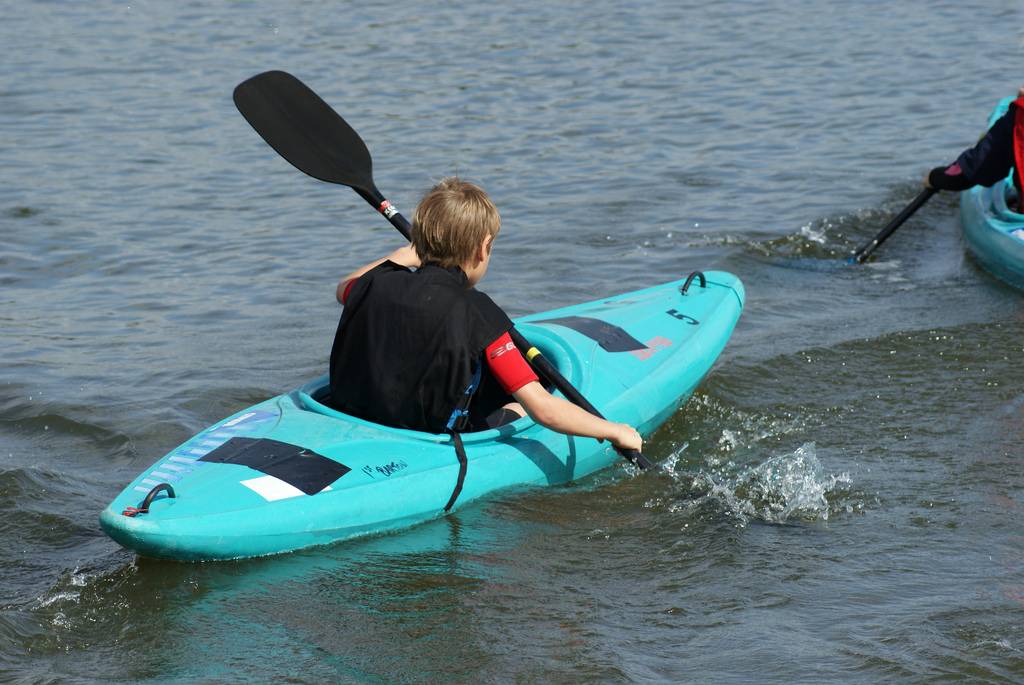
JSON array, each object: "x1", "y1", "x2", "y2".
[{"x1": 610, "y1": 424, "x2": 643, "y2": 452}]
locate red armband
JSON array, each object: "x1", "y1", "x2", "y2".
[{"x1": 484, "y1": 332, "x2": 538, "y2": 394}]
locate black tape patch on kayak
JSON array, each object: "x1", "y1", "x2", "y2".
[
  {"x1": 199, "y1": 437, "x2": 350, "y2": 495},
  {"x1": 533, "y1": 315, "x2": 646, "y2": 352}
]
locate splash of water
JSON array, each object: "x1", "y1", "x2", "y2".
[{"x1": 668, "y1": 443, "x2": 852, "y2": 524}]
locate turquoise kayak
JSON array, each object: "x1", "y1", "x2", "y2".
[
  {"x1": 959, "y1": 96, "x2": 1024, "y2": 289},
  {"x1": 100, "y1": 271, "x2": 744, "y2": 561}
]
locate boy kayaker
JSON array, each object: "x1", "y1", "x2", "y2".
[
  {"x1": 925, "y1": 86, "x2": 1024, "y2": 213},
  {"x1": 329, "y1": 177, "x2": 643, "y2": 452}
]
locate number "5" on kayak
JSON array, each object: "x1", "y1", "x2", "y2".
[{"x1": 666, "y1": 309, "x2": 699, "y2": 325}]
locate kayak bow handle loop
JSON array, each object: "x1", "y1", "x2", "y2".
[
  {"x1": 123, "y1": 482, "x2": 175, "y2": 517},
  {"x1": 680, "y1": 271, "x2": 706, "y2": 295}
]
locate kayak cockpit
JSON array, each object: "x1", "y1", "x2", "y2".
[{"x1": 291, "y1": 326, "x2": 584, "y2": 443}]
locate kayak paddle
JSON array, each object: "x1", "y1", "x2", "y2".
[
  {"x1": 234, "y1": 70, "x2": 652, "y2": 470},
  {"x1": 850, "y1": 187, "x2": 936, "y2": 263}
]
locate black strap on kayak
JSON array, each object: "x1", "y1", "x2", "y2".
[
  {"x1": 442, "y1": 360, "x2": 481, "y2": 512},
  {"x1": 443, "y1": 431, "x2": 468, "y2": 512}
]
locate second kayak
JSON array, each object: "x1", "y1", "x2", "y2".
[{"x1": 959, "y1": 96, "x2": 1024, "y2": 289}]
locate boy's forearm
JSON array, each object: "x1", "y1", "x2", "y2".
[
  {"x1": 515, "y1": 383, "x2": 618, "y2": 441},
  {"x1": 545, "y1": 395, "x2": 619, "y2": 441}
]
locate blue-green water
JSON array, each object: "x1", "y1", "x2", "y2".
[{"x1": 3, "y1": 1, "x2": 1024, "y2": 682}]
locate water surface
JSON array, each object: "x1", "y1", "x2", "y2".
[{"x1": 3, "y1": 1, "x2": 1024, "y2": 682}]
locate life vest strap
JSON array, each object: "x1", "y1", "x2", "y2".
[{"x1": 445, "y1": 360, "x2": 483, "y2": 433}]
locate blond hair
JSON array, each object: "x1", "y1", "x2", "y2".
[{"x1": 411, "y1": 177, "x2": 500, "y2": 268}]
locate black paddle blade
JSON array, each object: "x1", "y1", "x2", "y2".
[{"x1": 233, "y1": 70, "x2": 376, "y2": 193}]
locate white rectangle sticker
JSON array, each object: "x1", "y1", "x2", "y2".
[{"x1": 240, "y1": 475, "x2": 332, "y2": 502}]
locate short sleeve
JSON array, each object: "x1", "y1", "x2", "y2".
[
  {"x1": 342, "y1": 260, "x2": 410, "y2": 306},
  {"x1": 340, "y1": 279, "x2": 358, "y2": 305}
]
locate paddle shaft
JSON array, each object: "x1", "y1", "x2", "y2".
[
  {"x1": 852, "y1": 187, "x2": 936, "y2": 263},
  {"x1": 368, "y1": 197, "x2": 652, "y2": 470}
]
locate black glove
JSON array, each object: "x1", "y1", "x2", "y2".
[{"x1": 927, "y1": 165, "x2": 974, "y2": 192}]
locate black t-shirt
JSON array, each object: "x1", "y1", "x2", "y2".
[{"x1": 329, "y1": 262, "x2": 512, "y2": 433}]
